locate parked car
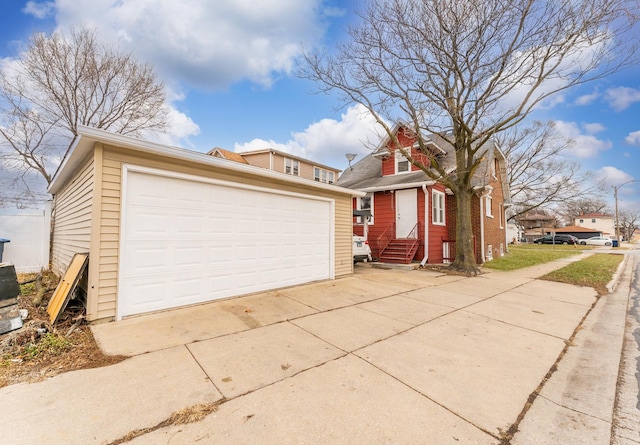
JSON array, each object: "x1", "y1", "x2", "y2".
[
  {"x1": 353, "y1": 234, "x2": 372, "y2": 263},
  {"x1": 579, "y1": 236, "x2": 613, "y2": 246},
  {"x1": 533, "y1": 234, "x2": 578, "y2": 245}
]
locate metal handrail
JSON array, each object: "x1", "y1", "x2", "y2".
[
  {"x1": 377, "y1": 222, "x2": 394, "y2": 254},
  {"x1": 406, "y1": 222, "x2": 420, "y2": 239}
]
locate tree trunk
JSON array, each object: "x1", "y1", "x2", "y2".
[{"x1": 451, "y1": 188, "x2": 480, "y2": 275}]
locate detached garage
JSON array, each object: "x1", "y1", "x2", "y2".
[{"x1": 48, "y1": 126, "x2": 360, "y2": 322}]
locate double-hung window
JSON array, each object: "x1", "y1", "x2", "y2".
[
  {"x1": 432, "y1": 190, "x2": 445, "y2": 225},
  {"x1": 395, "y1": 149, "x2": 410, "y2": 173},
  {"x1": 285, "y1": 158, "x2": 299, "y2": 176},
  {"x1": 486, "y1": 196, "x2": 493, "y2": 217},
  {"x1": 314, "y1": 167, "x2": 335, "y2": 184}
]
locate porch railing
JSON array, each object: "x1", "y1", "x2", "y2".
[
  {"x1": 406, "y1": 222, "x2": 420, "y2": 239},
  {"x1": 442, "y1": 237, "x2": 477, "y2": 263},
  {"x1": 376, "y1": 223, "x2": 394, "y2": 255}
]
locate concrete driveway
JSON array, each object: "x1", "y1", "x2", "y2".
[{"x1": 0, "y1": 253, "x2": 631, "y2": 445}]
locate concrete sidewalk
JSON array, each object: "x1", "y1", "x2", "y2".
[{"x1": 0, "y1": 251, "x2": 629, "y2": 444}]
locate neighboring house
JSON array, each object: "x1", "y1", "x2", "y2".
[
  {"x1": 48, "y1": 126, "x2": 360, "y2": 323},
  {"x1": 209, "y1": 147, "x2": 341, "y2": 184},
  {"x1": 555, "y1": 225, "x2": 602, "y2": 240},
  {"x1": 506, "y1": 222, "x2": 523, "y2": 244},
  {"x1": 517, "y1": 213, "x2": 559, "y2": 243},
  {"x1": 337, "y1": 124, "x2": 510, "y2": 264},
  {"x1": 518, "y1": 213, "x2": 557, "y2": 230},
  {"x1": 574, "y1": 213, "x2": 615, "y2": 237}
]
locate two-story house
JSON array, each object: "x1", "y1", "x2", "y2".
[
  {"x1": 209, "y1": 148, "x2": 341, "y2": 184},
  {"x1": 337, "y1": 124, "x2": 510, "y2": 265},
  {"x1": 574, "y1": 213, "x2": 615, "y2": 237}
]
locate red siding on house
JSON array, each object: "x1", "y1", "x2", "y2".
[
  {"x1": 381, "y1": 155, "x2": 395, "y2": 176},
  {"x1": 380, "y1": 128, "x2": 428, "y2": 177},
  {"x1": 352, "y1": 184, "x2": 454, "y2": 264},
  {"x1": 427, "y1": 184, "x2": 448, "y2": 263},
  {"x1": 359, "y1": 192, "x2": 395, "y2": 258}
]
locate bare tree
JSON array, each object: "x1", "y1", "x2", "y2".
[
  {"x1": 556, "y1": 197, "x2": 610, "y2": 225},
  {"x1": 499, "y1": 120, "x2": 605, "y2": 222},
  {"x1": 619, "y1": 209, "x2": 640, "y2": 240},
  {"x1": 0, "y1": 28, "x2": 168, "y2": 193},
  {"x1": 302, "y1": 0, "x2": 638, "y2": 274}
]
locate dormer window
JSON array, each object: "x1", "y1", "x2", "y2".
[
  {"x1": 285, "y1": 157, "x2": 299, "y2": 176},
  {"x1": 395, "y1": 149, "x2": 410, "y2": 174}
]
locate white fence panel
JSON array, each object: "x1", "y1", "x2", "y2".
[{"x1": 0, "y1": 203, "x2": 51, "y2": 273}]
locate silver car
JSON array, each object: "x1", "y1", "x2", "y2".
[{"x1": 579, "y1": 236, "x2": 613, "y2": 246}]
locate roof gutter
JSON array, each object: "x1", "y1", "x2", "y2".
[
  {"x1": 48, "y1": 126, "x2": 364, "y2": 198},
  {"x1": 358, "y1": 180, "x2": 436, "y2": 193}
]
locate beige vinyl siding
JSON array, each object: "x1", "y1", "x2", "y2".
[
  {"x1": 50, "y1": 155, "x2": 94, "y2": 276},
  {"x1": 243, "y1": 152, "x2": 271, "y2": 170},
  {"x1": 90, "y1": 145, "x2": 353, "y2": 321},
  {"x1": 334, "y1": 197, "x2": 354, "y2": 277},
  {"x1": 92, "y1": 156, "x2": 122, "y2": 320}
]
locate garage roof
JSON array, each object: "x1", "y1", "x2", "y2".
[{"x1": 48, "y1": 126, "x2": 364, "y2": 197}]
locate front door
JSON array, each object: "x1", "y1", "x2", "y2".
[{"x1": 396, "y1": 189, "x2": 417, "y2": 238}]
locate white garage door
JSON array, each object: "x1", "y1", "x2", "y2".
[{"x1": 118, "y1": 167, "x2": 333, "y2": 318}]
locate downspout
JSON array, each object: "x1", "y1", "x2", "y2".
[
  {"x1": 479, "y1": 191, "x2": 485, "y2": 263},
  {"x1": 478, "y1": 187, "x2": 493, "y2": 263},
  {"x1": 420, "y1": 184, "x2": 429, "y2": 267}
]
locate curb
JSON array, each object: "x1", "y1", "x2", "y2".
[{"x1": 606, "y1": 253, "x2": 628, "y2": 293}]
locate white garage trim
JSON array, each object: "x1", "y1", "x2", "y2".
[{"x1": 117, "y1": 164, "x2": 335, "y2": 319}]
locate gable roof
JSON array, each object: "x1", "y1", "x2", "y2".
[
  {"x1": 338, "y1": 127, "x2": 510, "y2": 203},
  {"x1": 337, "y1": 153, "x2": 436, "y2": 191},
  {"x1": 576, "y1": 213, "x2": 613, "y2": 219},
  {"x1": 208, "y1": 147, "x2": 250, "y2": 164},
  {"x1": 555, "y1": 225, "x2": 602, "y2": 233},
  {"x1": 372, "y1": 122, "x2": 446, "y2": 157}
]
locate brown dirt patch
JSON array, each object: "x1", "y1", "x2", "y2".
[
  {"x1": 421, "y1": 263, "x2": 481, "y2": 277},
  {"x1": 0, "y1": 272, "x2": 126, "y2": 388}
]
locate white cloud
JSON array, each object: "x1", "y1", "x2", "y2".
[
  {"x1": 234, "y1": 104, "x2": 381, "y2": 170},
  {"x1": 583, "y1": 123, "x2": 605, "y2": 134},
  {"x1": 574, "y1": 90, "x2": 600, "y2": 106},
  {"x1": 49, "y1": 0, "x2": 329, "y2": 90},
  {"x1": 23, "y1": 1, "x2": 55, "y2": 19},
  {"x1": 595, "y1": 167, "x2": 639, "y2": 210},
  {"x1": 553, "y1": 121, "x2": 612, "y2": 158},
  {"x1": 604, "y1": 87, "x2": 640, "y2": 111},
  {"x1": 624, "y1": 130, "x2": 640, "y2": 146},
  {"x1": 142, "y1": 104, "x2": 200, "y2": 148},
  {"x1": 595, "y1": 166, "x2": 634, "y2": 186}
]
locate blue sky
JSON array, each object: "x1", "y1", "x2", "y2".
[{"x1": 1, "y1": 0, "x2": 639, "y2": 211}]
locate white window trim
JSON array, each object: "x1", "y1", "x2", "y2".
[
  {"x1": 432, "y1": 190, "x2": 445, "y2": 225},
  {"x1": 395, "y1": 149, "x2": 411, "y2": 174},
  {"x1": 357, "y1": 193, "x2": 374, "y2": 224},
  {"x1": 285, "y1": 157, "x2": 299, "y2": 176},
  {"x1": 486, "y1": 196, "x2": 493, "y2": 218},
  {"x1": 314, "y1": 166, "x2": 335, "y2": 184},
  {"x1": 499, "y1": 203, "x2": 503, "y2": 228}
]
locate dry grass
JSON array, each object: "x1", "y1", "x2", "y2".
[
  {"x1": 0, "y1": 272, "x2": 126, "y2": 388},
  {"x1": 107, "y1": 402, "x2": 222, "y2": 445}
]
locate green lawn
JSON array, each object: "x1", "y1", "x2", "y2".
[
  {"x1": 482, "y1": 244, "x2": 624, "y2": 294},
  {"x1": 542, "y1": 253, "x2": 623, "y2": 294},
  {"x1": 483, "y1": 244, "x2": 583, "y2": 271}
]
